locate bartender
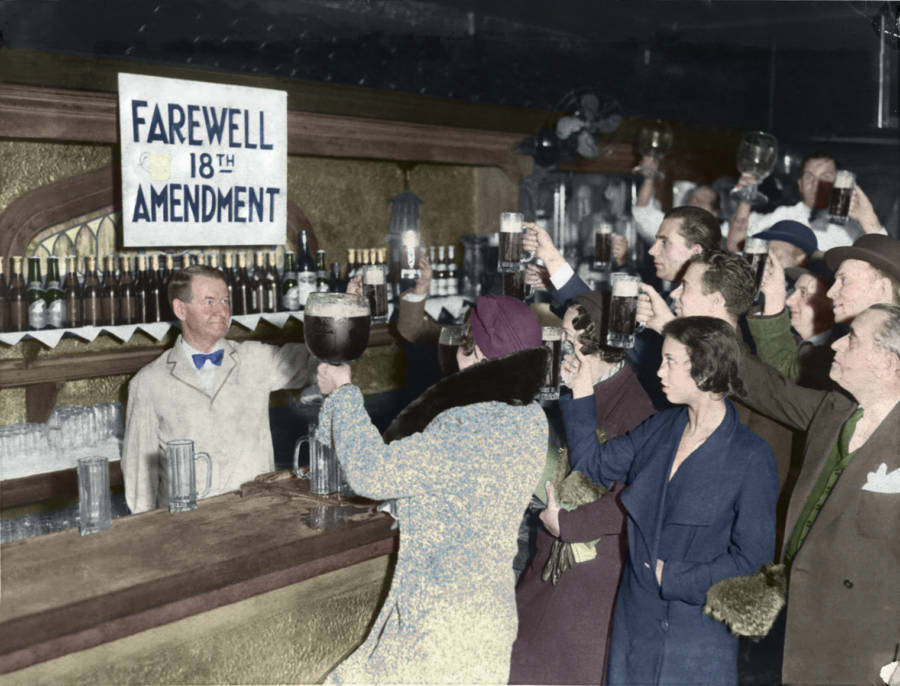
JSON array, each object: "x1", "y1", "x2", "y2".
[{"x1": 121, "y1": 264, "x2": 318, "y2": 514}]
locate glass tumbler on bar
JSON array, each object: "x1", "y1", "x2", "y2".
[
  {"x1": 607, "y1": 273, "x2": 641, "y2": 349},
  {"x1": 539, "y1": 326, "x2": 563, "y2": 401},
  {"x1": 593, "y1": 219, "x2": 613, "y2": 270},
  {"x1": 828, "y1": 170, "x2": 855, "y2": 225},
  {"x1": 498, "y1": 212, "x2": 533, "y2": 273},
  {"x1": 362, "y1": 264, "x2": 388, "y2": 323},
  {"x1": 743, "y1": 237, "x2": 769, "y2": 292},
  {"x1": 77, "y1": 456, "x2": 112, "y2": 535}
]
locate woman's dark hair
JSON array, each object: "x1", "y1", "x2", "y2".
[
  {"x1": 661, "y1": 316, "x2": 746, "y2": 396},
  {"x1": 569, "y1": 304, "x2": 625, "y2": 364}
]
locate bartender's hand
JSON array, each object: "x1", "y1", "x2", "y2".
[
  {"x1": 317, "y1": 362, "x2": 351, "y2": 395},
  {"x1": 345, "y1": 274, "x2": 363, "y2": 296},
  {"x1": 413, "y1": 250, "x2": 433, "y2": 295},
  {"x1": 760, "y1": 251, "x2": 786, "y2": 316},
  {"x1": 637, "y1": 283, "x2": 674, "y2": 333},
  {"x1": 539, "y1": 481, "x2": 561, "y2": 537}
]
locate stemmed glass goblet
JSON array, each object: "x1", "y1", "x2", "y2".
[
  {"x1": 632, "y1": 120, "x2": 674, "y2": 177},
  {"x1": 730, "y1": 131, "x2": 779, "y2": 207}
]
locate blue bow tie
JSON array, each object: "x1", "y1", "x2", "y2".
[{"x1": 192, "y1": 349, "x2": 224, "y2": 369}]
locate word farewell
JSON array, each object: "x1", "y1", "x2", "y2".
[{"x1": 129, "y1": 100, "x2": 275, "y2": 150}]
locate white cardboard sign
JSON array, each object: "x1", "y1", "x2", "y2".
[{"x1": 118, "y1": 73, "x2": 287, "y2": 247}]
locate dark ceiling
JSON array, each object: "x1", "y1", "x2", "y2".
[{"x1": 2, "y1": 0, "x2": 898, "y2": 138}]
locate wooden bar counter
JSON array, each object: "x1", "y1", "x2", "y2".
[{"x1": 0, "y1": 472, "x2": 398, "y2": 684}]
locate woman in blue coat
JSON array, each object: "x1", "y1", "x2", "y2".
[{"x1": 556, "y1": 316, "x2": 779, "y2": 685}]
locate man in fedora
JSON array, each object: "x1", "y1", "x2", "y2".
[{"x1": 824, "y1": 233, "x2": 900, "y2": 324}]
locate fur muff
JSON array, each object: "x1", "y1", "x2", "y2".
[
  {"x1": 383, "y1": 346, "x2": 549, "y2": 443},
  {"x1": 703, "y1": 563, "x2": 786, "y2": 638}
]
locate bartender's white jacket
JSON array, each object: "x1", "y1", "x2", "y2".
[{"x1": 122, "y1": 335, "x2": 316, "y2": 513}]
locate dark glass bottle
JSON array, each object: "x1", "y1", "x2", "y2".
[
  {"x1": 232, "y1": 252, "x2": 252, "y2": 315},
  {"x1": 26, "y1": 256, "x2": 46, "y2": 330},
  {"x1": 44, "y1": 256, "x2": 65, "y2": 329},
  {"x1": 118, "y1": 255, "x2": 137, "y2": 325},
  {"x1": 132, "y1": 255, "x2": 148, "y2": 324},
  {"x1": 100, "y1": 254, "x2": 120, "y2": 326},
  {"x1": 250, "y1": 250, "x2": 265, "y2": 314},
  {"x1": 329, "y1": 261, "x2": 343, "y2": 293},
  {"x1": 63, "y1": 255, "x2": 82, "y2": 328},
  {"x1": 345, "y1": 248, "x2": 356, "y2": 283},
  {"x1": 0, "y1": 256, "x2": 9, "y2": 333},
  {"x1": 8, "y1": 256, "x2": 28, "y2": 332},
  {"x1": 221, "y1": 252, "x2": 235, "y2": 307},
  {"x1": 146, "y1": 254, "x2": 164, "y2": 323},
  {"x1": 262, "y1": 251, "x2": 279, "y2": 312},
  {"x1": 315, "y1": 249, "x2": 329, "y2": 292},
  {"x1": 296, "y1": 230, "x2": 317, "y2": 310},
  {"x1": 81, "y1": 255, "x2": 102, "y2": 327},
  {"x1": 281, "y1": 251, "x2": 299, "y2": 311},
  {"x1": 160, "y1": 254, "x2": 175, "y2": 321}
]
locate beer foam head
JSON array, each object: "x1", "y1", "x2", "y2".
[
  {"x1": 363, "y1": 267, "x2": 385, "y2": 285},
  {"x1": 745, "y1": 237, "x2": 768, "y2": 254},
  {"x1": 500, "y1": 212, "x2": 524, "y2": 233},
  {"x1": 306, "y1": 294, "x2": 370, "y2": 318},
  {"x1": 541, "y1": 326, "x2": 562, "y2": 341},
  {"x1": 595, "y1": 223, "x2": 612, "y2": 235},
  {"x1": 401, "y1": 230, "x2": 419, "y2": 247},
  {"x1": 834, "y1": 170, "x2": 855, "y2": 189},
  {"x1": 612, "y1": 277, "x2": 640, "y2": 297}
]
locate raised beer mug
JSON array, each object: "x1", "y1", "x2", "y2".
[
  {"x1": 593, "y1": 218, "x2": 613, "y2": 271},
  {"x1": 539, "y1": 326, "x2": 563, "y2": 402},
  {"x1": 828, "y1": 170, "x2": 855, "y2": 225},
  {"x1": 303, "y1": 292, "x2": 371, "y2": 365},
  {"x1": 743, "y1": 237, "x2": 769, "y2": 293},
  {"x1": 498, "y1": 212, "x2": 533, "y2": 273},
  {"x1": 166, "y1": 439, "x2": 212, "y2": 513},
  {"x1": 607, "y1": 273, "x2": 642, "y2": 349},
  {"x1": 362, "y1": 264, "x2": 389, "y2": 324}
]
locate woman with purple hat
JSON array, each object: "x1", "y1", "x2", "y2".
[
  {"x1": 509, "y1": 291, "x2": 654, "y2": 685},
  {"x1": 317, "y1": 295, "x2": 549, "y2": 684}
]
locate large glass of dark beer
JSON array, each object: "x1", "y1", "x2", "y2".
[
  {"x1": 828, "y1": 170, "x2": 855, "y2": 225},
  {"x1": 539, "y1": 326, "x2": 563, "y2": 401},
  {"x1": 502, "y1": 267, "x2": 532, "y2": 301},
  {"x1": 438, "y1": 324, "x2": 466, "y2": 377},
  {"x1": 363, "y1": 264, "x2": 389, "y2": 323},
  {"x1": 303, "y1": 293, "x2": 371, "y2": 364},
  {"x1": 593, "y1": 220, "x2": 613, "y2": 270},
  {"x1": 607, "y1": 273, "x2": 641, "y2": 348},
  {"x1": 743, "y1": 237, "x2": 768, "y2": 292},
  {"x1": 498, "y1": 212, "x2": 532, "y2": 273}
]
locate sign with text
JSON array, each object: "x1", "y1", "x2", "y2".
[{"x1": 118, "y1": 73, "x2": 287, "y2": 247}]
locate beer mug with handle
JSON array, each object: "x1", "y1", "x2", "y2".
[
  {"x1": 293, "y1": 423, "x2": 352, "y2": 496},
  {"x1": 166, "y1": 439, "x2": 212, "y2": 513}
]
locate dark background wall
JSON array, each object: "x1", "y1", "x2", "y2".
[{"x1": 2, "y1": 0, "x2": 898, "y2": 230}]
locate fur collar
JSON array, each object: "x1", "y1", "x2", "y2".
[{"x1": 383, "y1": 347, "x2": 549, "y2": 443}]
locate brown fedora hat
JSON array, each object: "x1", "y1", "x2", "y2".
[{"x1": 825, "y1": 234, "x2": 900, "y2": 283}]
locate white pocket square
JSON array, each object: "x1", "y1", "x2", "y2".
[{"x1": 861, "y1": 463, "x2": 900, "y2": 494}]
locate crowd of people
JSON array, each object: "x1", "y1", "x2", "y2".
[{"x1": 118, "y1": 149, "x2": 899, "y2": 685}]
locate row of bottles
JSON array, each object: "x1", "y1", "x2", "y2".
[
  {"x1": 427, "y1": 245, "x2": 459, "y2": 297},
  {"x1": 0, "y1": 237, "x2": 335, "y2": 332}
]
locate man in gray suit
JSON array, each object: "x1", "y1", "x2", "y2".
[
  {"x1": 738, "y1": 303, "x2": 900, "y2": 685},
  {"x1": 121, "y1": 264, "x2": 317, "y2": 514}
]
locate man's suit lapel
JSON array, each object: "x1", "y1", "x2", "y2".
[
  {"x1": 208, "y1": 341, "x2": 238, "y2": 402},
  {"x1": 166, "y1": 341, "x2": 207, "y2": 394}
]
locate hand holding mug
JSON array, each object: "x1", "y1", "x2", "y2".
[
  {"x1": 522, "y1": 222, "x2": 567, "y2": 276},
  {"x1": 317, "y1": 362, "x2": 352, "y2": 395},
  {"x1": 637, "y1": 283, "x2": 674, "y2": 334},
  {"x1": 611, "y1": 234, "x2": 628, "y2": 266},
  {"x1": 524, "y1": 263, "x2": 552, "y2": 289}
]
